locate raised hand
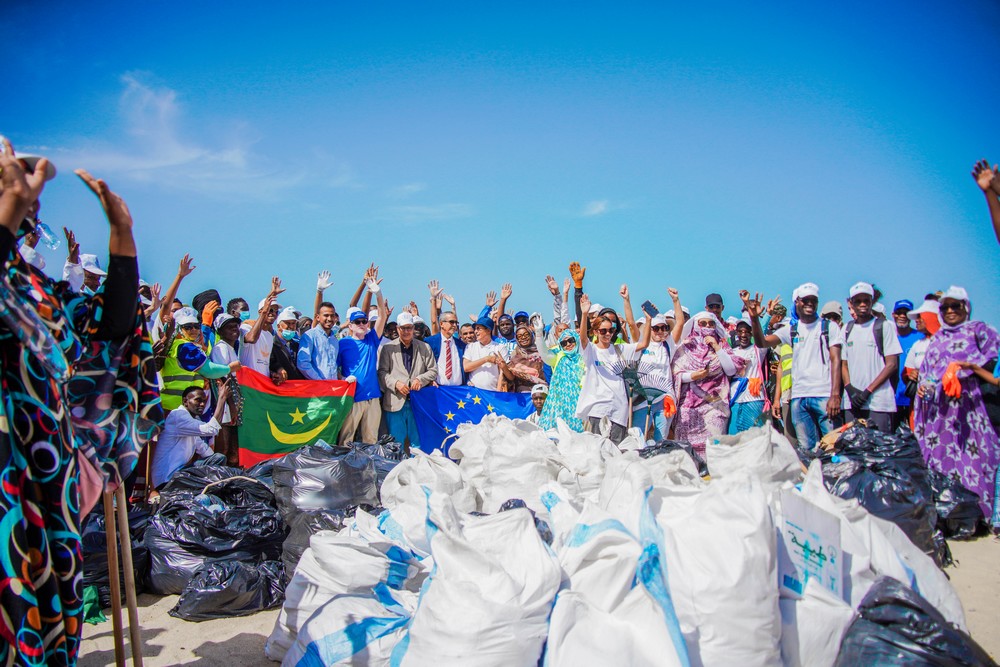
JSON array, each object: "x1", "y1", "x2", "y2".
[
  {"x1": 545, "y1": 275, "x2": 559, "y2": 295},
  {"x1": 64, "y1": 227, "x2": 80, "y2": 263},
  {"x1": 563, "y1": 278, "x2": 571, "y2": 295},
  {"x1": 364, "y1": 265, "x2": 381, "y2": 292},
  {"x1": 150, "y1": 282, "x2": 162, "y2": 308},
  {"x1": 409, "y1": 300, "x2": 420, "y2": 316},
  {"x1": 579, "y1": 292, "x2": 592, "y2": 315},
  {"x1": 739, "y1": 290, "x2": 764, "y2": 318},
  {"x1": 428, "y1": 279, "x2": 443, "y2": 299},
  {"x1": 443, "y1": 293, "x2": 455, "y2": 308},
  {"x1": 0, "y1": 137, "x2": 51, "y2": 232},
  {"x1": 765, "y1": 295, "x2": 782, "y2": 315},
  {"x1": 500, "y1": 283, "x2": 513, "y2": 300},
  {"x1": 270, "y1": 276, "x2": 286, "y2": 297},
  {"x1": 316, "y1": 270, "x2": 333, "y2": 292},
  {"x1": 75, "y1": 169, "x2": 133, "y2": 231},
  {"x1": 569, "y1": 261, "x2": 586, "y2": 288},
  {"x1": 619, "y1": 284, "x2": 630, "y2": 300},
  {"x1": 485, "y1": 290, "x2": 498, "y2": 307},
  {"x1": 972, "y1": 159, "x2": 998, "y2": 193},
  {"x1": 178, "y1": 254, "x2": 196, "y2": 277},
  {"x1": 667, "y1": 287, "x2": 680, "y2": 302}
]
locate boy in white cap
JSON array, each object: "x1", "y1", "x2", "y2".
[
  {"x1": 527, "y1": 384, "x2": 549, "y2": 425},
  {"x1": 742, "y1": 282, "x2": 843, "y2": 448},
  {"x1": 833, "y1": 282, "x2": 902, "y2": 433}
]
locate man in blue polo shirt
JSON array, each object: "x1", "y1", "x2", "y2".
[
  {"x1": 891, "y1": 298, "x2": 924, "y2": 423},
  {"x1": 338, "y1": 266, "x2": 388, "y2": 444}
]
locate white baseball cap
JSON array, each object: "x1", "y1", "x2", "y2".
[
  {"x1": 588, "y1": 303, "x2": 603, "y2": 314},
  {"x1": 872, "y1": 302, "x2": 886, "y2": 314},
  {"x1": 214, "y1": 313, "x2": 236, "y2": 329},
  {"x1": 368, "y1": 308, "x2": 379, "y2": 322},
  {"x1": 16, "y1": 153, "x2": 57, "y2": 181},
  {"x1": 849, "y1": 282, "x2": 874, "y2": 298},
  {"x1": 396, "y1": 312, "x2": 414, "y2": 327},
  {"x1": 276, "y1": 306, "x2": 298, "y2": 324},
  {"x1": 79, "y1": 254, "x2": 107, "y2": 277},
  {"x1": 173, "y1": 307, "x2": 199, "y2": 327},
  {"x1": 531, "y1": 384, "x2": 549, "y2": 396},
  {"x1": 907, "y1": 299, "x2": 940, "y2": 320},
  {"x1": 795, "y1": 282, "x2": 820, "y2": 300},
  {"x1": 650, "y1": 315, "x2": 667, "y2": 327}
]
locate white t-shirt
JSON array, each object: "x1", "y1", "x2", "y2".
[
  {"x1": 832, "y1": 319, "x2": 902, "y2": 413},
  {"x1": 576, "y1": 343, "x2": 639, "y2": 424},
  {"x1": 239, "y1": 324, "x2": 274, "y2": 377},
  {"x1": 774, "y1": 319, "x2": 842, "y2": 399},
  {"x1": 730, "y1": 345, "x2": 764, "y2": 404},
  {"x1": 905, "y1": 337, "x2": 930, "y2": 372},
  {"x1": 210, "y1": 341, "x2": 238, "y2": 423},
  {"x1": 464, "y1": 341, "x2": 507, "y2": 390},
  {"x1": 638, "y1": 338, "x2": 677, "y2": 402}
]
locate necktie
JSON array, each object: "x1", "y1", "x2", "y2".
[{"x1": 445, "y1": 339, "x2": 453, "y2": 380}]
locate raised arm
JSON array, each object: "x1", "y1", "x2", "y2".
[
  {"x1": 668, "y1": 288, "x2": 684, "y2": 344},
  {"x1": 428, "y1": 280, "x2": 442, "y2": 335},
  {"x1": 635, "y1": 304, "x2": 653, "y2": 352},
  {"x1": 620, "y1": 284, "x2": 638, "y2": 342},
  {"x1": 498, "y1": 283, "x2": 512, "y2": 318},
  {"x1": 578, "y1": 293, "x2": 592, "y2": 349},
  {"x1": 159, "y1": 254, "x2": 195, "y2": 323},
  {"x1": 741, "y1": 290, "x2": 781, "y2": 349},
  {"x1": 569, "y1": 262, "x2": 585, "y2": 326},
  {"x1": 313, "y1": 270, "x2": 333, "y2": 327},
  {"x1": 244, "y1": 278, "x2": 283, "y2": 344},
  {"x1": 545, "y1": 275, "x2": 561, "y2": 323},
  {"x1": 368, "y1": 266, "x2": 388, "y2": 338},
  {"x1": 972, "y1": 159, "x2": 1000, "y2": 246}
]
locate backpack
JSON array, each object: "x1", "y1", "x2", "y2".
[
  {"x1": 789, "y1": 318, "x2": 832, "y2": 364},
  {"x1": 843, "y1": 317, "x2": 898, "y2": 392}
]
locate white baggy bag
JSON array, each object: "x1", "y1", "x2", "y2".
[
  {"x1": 392, "y1": 491, "x2": 562, "y2": 666},
  {"x1": 706, "y1": 423, "x2": 802, "y2": 490},
  {"x1": 281, "y1": 584, "x2": 417, "y2": 667},
  {"x1": 266, "y1": 533, "x2": 421, "y2": 662},
  {"x1": 655, "y1": 473, "x2": 783, "y2": 667},
  {"x1": 552, "y1": 420, "x2": 619, "y2": 502},
  {"x1": 379, "y1": 450, "x2": 477, "y2": 513},
  {"x1": 778, "y1": 579, "x2": 855, "y2": 667}
]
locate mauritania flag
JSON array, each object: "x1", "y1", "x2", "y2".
[
  {"x1": 236, "y1": 368, "x2": 355, "y2": 466},
  {"x1": 409, "y1": 385, "x2": 534, "y2": 454}
]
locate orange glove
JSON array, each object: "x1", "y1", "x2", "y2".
[
  {"x1": 201, "y1": 300, "x2": 219, "y2": 327},
  {"x1": 941, "y1": 362, "x2": 962, "y2": 399},
  {"x1": 748, "y1": 377, "x2": 763, "y2": 397},
  {"x1": 662, "y1": 395, "x2": 677, "y2": 418}
]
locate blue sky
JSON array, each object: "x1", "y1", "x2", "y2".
[{"x1": 7, "y1": 1, "x2": 1000, "y2": 325}]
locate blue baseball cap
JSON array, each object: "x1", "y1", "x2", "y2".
[
  {"x1": 497, "y1": 313, "x2": 514, "y2": 323},
  {"x1": 893, "y1": 299, "x2": 914, "y2": 312},
  {"x1": 475, "y1": 316, "x2": 495, "y2": 330},
  {"x1": 514, "y1": 310, "x2": 529, "y2": 320}
]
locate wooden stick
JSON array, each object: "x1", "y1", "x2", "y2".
[
  {"x1": 115, "y1": 484, "x2": 144, "y2": 666},
  {"x1": 102, "y1": 490, "x2": 126, "y2": 667}
]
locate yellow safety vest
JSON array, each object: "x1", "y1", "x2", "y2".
[
  {"x1": 779, "y1": 343, "x2": 793, "y2": 394},
  {"x1": 160, "y1": 337, "x2": 210, "y2": 411}
]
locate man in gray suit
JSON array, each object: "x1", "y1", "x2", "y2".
[{"x1": 378, "y1": 312, "x2": 438, "y2": 451}]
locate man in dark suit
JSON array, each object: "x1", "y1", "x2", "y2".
[{"x1": 424, "y1": 311, "x2": 466, "y2": 386}]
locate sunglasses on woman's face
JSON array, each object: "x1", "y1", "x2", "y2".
[
  {"x1": 940, "y1": 302, "x2": 965, "y2": 313},
  {"x1": 560, "y1": 339, "x2": 575, "y2": 348},
  {"x1": 180, "y1": 323, "x2": 200, "y2": 331},
  {"x1": 597, "y1": 328, "x2": 614, "y2": 335},
  {"x1": 652, "y1": 325, "x2": 668, "y2": 332}
]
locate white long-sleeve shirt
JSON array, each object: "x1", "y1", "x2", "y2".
[{"x1": 151, "y1": 409, "x2": 220, "y2": 488}]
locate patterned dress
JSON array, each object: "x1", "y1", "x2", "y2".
[
  {"x1": 913, "y1": 320, "x2": 1000, "y2": 522},
  {"x1": 0, "y1": 231, "x2": 161, "y2": 666},
  {"x1": 538, "y1": 330, "x2": 585, "y2": 432}
]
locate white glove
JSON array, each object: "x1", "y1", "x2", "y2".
[
  {"x1": 365, "y1": 279, "x2": 381, "y2": 295},
  {"x1": 345, "y1": 375, "x2": 357, "y2": 383},
  {"x1": 316, "y1": 270, "x2": 333, "y2": 291}
]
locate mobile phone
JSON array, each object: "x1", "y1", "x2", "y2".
[{"x1": 641, "y1": 300, "x2": 659, "y2": 318}]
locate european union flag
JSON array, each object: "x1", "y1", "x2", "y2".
[{"x1": 409, "y1": 385, "x2": 534, "y2": 453}]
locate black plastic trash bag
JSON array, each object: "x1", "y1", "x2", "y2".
[
  {"x1": 640, "y1": 439, "x2": 709, "y2": 477},
  {"x1": 82, "y1": 504, "x2": 152, "y2": 608},
  {"x1": 272, "y1": 441, "x2": 378, "y2": 520},
  {"x1": 246, "y1": 458, "x2": 277, "y2": 489},
  {"x1": 169, "y1": 560, "x2": 285, "y2": 621},
  {"x1": 928, "y1": 470, "x2": 985, "y2": 540},
  {"x1": 281, "y1": 509, "x2": 351, "y2": 582},
  {"x1": 823, "y1": 455, "x2": 939, "y2": 563},
  {"x1": 145, "y1": 477, "x2": 286, "y2": 594},
  {"x1": 834, "y1": 577, "x2": 996, "y2": 666},
  {"x1": 158, "y1": 464, "x2": 247, "y2": 499},
  {"x1": 836, "y1": 425, "x2": 930, "y2": 491}
]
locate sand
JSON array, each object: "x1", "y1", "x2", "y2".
[{"x1": 79, "y1": 536, "x2": 1000, "y2": 666}]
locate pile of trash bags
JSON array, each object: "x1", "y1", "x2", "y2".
[
  {"x1": 141, "y1": 439, "x2": 405, "y2": 621},
  {"x1": 263, "y1": 417, "x2": 992, "y2": 667},
  {"x1": 82, "y1": 503, "x2": 153, "y2": 608}
]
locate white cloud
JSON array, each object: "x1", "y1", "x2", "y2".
[
  {"x1": 379, "y1": 203, "x2": 472, "y2": 223},
  {"x1": 582, "y1": 199, "x2": 609, "y2": 216},
  {"x1": 388, "y1": 182, "x2": 427, "y2": 198},
  {"x1": 51, "y1": 73, "x2": 355, "y2": 198}
]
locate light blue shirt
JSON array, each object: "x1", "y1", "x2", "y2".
[{"x1": 297, "y1": 327, "x2": 340, "y2": 380}]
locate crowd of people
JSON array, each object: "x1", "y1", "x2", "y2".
[{"x1": 2, "y1": 136, "x2": 999, "y2": 663}]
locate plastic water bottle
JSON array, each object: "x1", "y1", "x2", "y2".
[{"x1": 34, "y1": 221, "x2": 61, "y2": 251}]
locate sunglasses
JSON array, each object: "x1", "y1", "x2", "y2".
[
  {"x1": 651, "y1": 325, "x2": 668, "y2": 332},
  {"x1": 560, "y1": 339, "x2": 576, "y2": 347},
  {"x1": 179, "y1": 323, "x2": 200, "y2": 331},
  {"x1": 351, "y1": 318, "x2": 368, "y2": 324},
  {"x1": 442, "y1": 319, "x2": 459, "y2": 325},
  {"x1": 596, "y1": 328, "x2": 614, "y2": 334},
  {"x1": 940, "y1": 302, "x2": 965, "y2": 313}
]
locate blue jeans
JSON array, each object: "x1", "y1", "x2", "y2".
[
  {"x1": 632, "y1": 401, "x2": 673, "y2": 443},
  {"x1": 385, "y1": 402, "x2": 421, "y2": 451},
  {"x1": 790, "y1": 397, "x2": 833, "y2": 449}
]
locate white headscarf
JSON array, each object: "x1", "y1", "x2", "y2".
[{"x1": 681, "y1": 310, "x2": 728, "y2": 341}]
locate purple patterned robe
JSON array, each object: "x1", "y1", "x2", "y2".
[{"x1": 913, "y1": 320, "x2": 1000, "y2": 520}]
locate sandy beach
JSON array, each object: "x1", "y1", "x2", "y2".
[{"x1": 78, "y1": 534, "x2": 1000, "y2": 666}]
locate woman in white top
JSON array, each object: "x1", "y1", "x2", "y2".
[{"x1": 575, "y1": 293, "x2": 651, "y2": 445}]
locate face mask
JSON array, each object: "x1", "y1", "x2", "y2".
[
  {"x1": 281, "y1": 329, "x2": 296, "y2": 341},
  {"x1": 239, "y1": 311, "x2": 251, "y2": 322},
  {"x1": 700, "y1": 325, "x2": 716, "y2": 336}
]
